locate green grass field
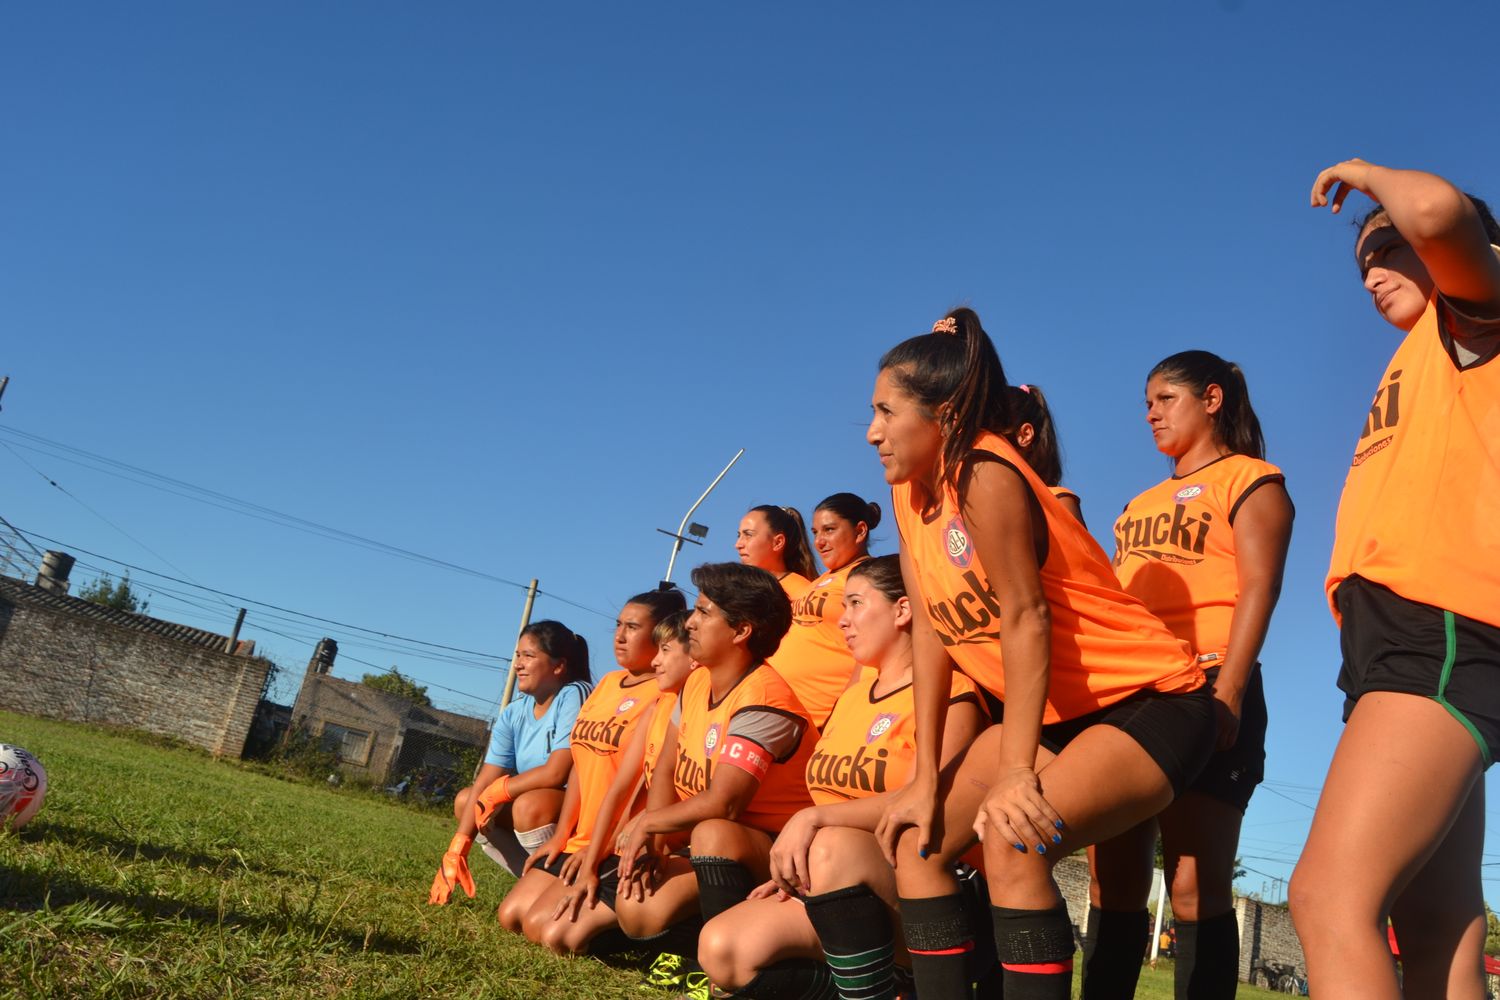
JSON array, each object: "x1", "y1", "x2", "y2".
[{"x1": 0, "y1": 710, "x2": 1281, "y2": 998}]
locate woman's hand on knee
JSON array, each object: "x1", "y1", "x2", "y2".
[
  {"x1": 876, "y1": 774, "x2": 939, "y2": 866},
  {"x1": 768, "y1": 808, "x2": 819, "y2": 895},
  {"x1": 976, "y1": 767, "x2": 1064, "y2": 857}
]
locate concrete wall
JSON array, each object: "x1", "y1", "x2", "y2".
[
  {"x1": 1236, "y1": 896, "x2": 1306, "y2": 984},
  {"x1": 0, "y1": 591, "x2": 271, "y2": 758},
  {"x1": 290, "y1": 673, "x2": 403, "y2": 780}
]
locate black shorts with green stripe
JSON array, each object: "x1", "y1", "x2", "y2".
[{"x1": 1336, "y1": 575, "x2": 1500, "y2": 769}]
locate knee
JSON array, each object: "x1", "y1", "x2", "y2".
[
  {"x1": 808, "y1": 826, "x2": 870, "y2": 890},
  {"x1": 698, "y1": 913, "x2": 747, "y2": 989},
  {"x1": 453, "y1": 786, "x2": 474, "y2": 822},
  {"x1": 1287, "y1": 864, "x2": 1329, "y2": 931},
  {"x1": 614, "y1": 898, "x2": 653, "y2": 940},
  {"x1": 537, "y1": 917, "x2": 580, "y2": 956},
  {"x1": 1170, "y1": 861, "x2": 1202, "y2": 917},
  {"x1": 511, "y1": 790, "x2": 558, "y2": 831},
  {"x1": 691, "y1": 818, "x2": 748, "y2": 860},
  {"x1": 496, "y1": 895, "x2": 525, "y2": 934},
  {"x1": 520, "y1": 902, "x2": 550, "y2": 944}
]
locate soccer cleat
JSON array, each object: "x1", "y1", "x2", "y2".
[
  {"x1": 677, "y1": 971, "x2": 711, "y2": 1000},
  {"x1": 643, "y1": 952, "x2": 687, "y2": 990}
]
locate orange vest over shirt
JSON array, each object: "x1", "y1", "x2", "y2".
[
  {"x1": 767, "y1": 559, "x2": 866, "y2": 728},
  {"x1": 1113, "y1": 454, "x2": 1286, "y2": 660},
  {"x1": 893, "y1": 431, "x2": 1203, "y2": 724},
  {"x1": 563, "y1": 670, "x2": 659, "y2": 853},
  {"x1": 673, "y1": 664, "x2": 815, "y2": 835},
  {"x1": 807, "y1": 666, "x2": 983, "y2": 805},
  {"x1": 1327, "y1": 297, "x2": 1500, "y2": 628}
]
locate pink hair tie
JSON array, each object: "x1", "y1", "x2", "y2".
[
  {"x1": 1019, "y1": 384, "x2": 1032, "y2": 393},
  {"x1": 931, "y1": 318, "x2": 958, "y2": 335}
]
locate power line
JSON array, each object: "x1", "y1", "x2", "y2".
[
  {"x1": 0, "y1": 425, "x2": 615, "y2": 618},
  {"x1": 13, "y1": 526, "x2": 512, "y2": 663}
]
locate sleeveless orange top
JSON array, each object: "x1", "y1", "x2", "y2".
[
  {"x1": 807, "y1": 666, "x2": 983, "y2": 805},
  {"x1": 563, "y1": 670, "x2": 659, "y2": 853},
  {"x1": 1113, "y1": 454, "x2": 1287, "y2": 660},
  {"x1": 1328, "y1": 297, "x2": 1500, "y2": 628},
  {"x1": 767, "y1": 559, "x2": 866, "y2": 728},
  {"x1": 640, "y1": 690, "x2": 678, "y2": 790},
  {"x1": 893, "y1": 431, "x2": 1203, "y2": 723},
  {"x1": 673, "y1": 664, "x2": 816, "y2": 835}
]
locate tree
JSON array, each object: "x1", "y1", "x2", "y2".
[
  {"x1": 77, "y1": 572, "x2": 149, "y2": 614},
  {"x1": 1486, "y1": 903, "x2": 1500, "y2": 956},
  {"x1": 361, "y1": 668, "x2": 431, "y2": 707}
]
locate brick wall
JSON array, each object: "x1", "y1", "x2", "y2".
[
  {"x1": 290, "y1": 673, "x2": 404, "y2": 780},
  {"x1": 1236, "y1": 896, "x2": 1306, "y2": 983},
  {"x1": 0, "y1": 588, "x2": 271, "y2": 758}
]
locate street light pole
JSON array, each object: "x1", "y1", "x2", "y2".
[{"x1": 659, "y1": 448, "x2": 744, "y2": 586}]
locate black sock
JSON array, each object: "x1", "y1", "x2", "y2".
[
  {"x1": 805, "y1": 885, "x2": 897, "y2": 1000},
  {"x1": 625, "y1": 918, "x2": 704, "y2": 960},
  {"x1": 719, "y1": 960, "x2": 838, "y2": 1000},
  {"x1": 957, "y1": 865, "x2": 1004, "y2": 998},
  {"x1": 1174, "y1": 912, "x2": 1239, "y2": 1000},
  {"x1": 1080, "y1": 905, "x2": 1148, "y2": 1000},
  {"x1": 992, "y1": 905, "x2": 1075, "y2": 1000},
  {"x1": 899, "y1": 894, "x2": 974, "y2": 1000},
  {"x1": 691, "y1": 855, "x2": 755, "y2": 922}
]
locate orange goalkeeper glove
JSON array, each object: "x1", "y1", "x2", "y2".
[
  {"x1": 428, "y1": 833, "x2": 476, "y2": 905},
  {"x1": 472, "y1": 775, "x2": 513, "y2": 830}
]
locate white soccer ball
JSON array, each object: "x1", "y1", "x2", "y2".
[{"x1": 0, "y1": 744, "x2": 47, "y2": 831}]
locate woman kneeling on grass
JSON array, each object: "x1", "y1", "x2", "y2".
[
  {"x1": 611, "y1": 562, "x2": 817, "y2": 964},
  {"x1": 428, "y1": 620, "x2": 591, "y2": 904},
  {"x1": 697, "y1": 554, "x2": 989, "y2": 999},
  {"x1": 494, "y1": 589, "x2": 685, "y2": 935},
  {"x1": 868, "y1": 308, "x2": 1216, "y2": 1000},
  {"x1": 517, "y1": 608, "x2": 698, "y2": 955}
]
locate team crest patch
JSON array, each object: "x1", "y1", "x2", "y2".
[
  {"x1": 866, "y1": 713, "x2": 898, "y2": 745},
  {"x1": 616, "y1": 698, "x2": 637, "y2": 714},
  {"x1": 704, "y1": 723, "x2": 722, "y2": 757},
  {"x1": 945, "y1": 516, "x2": 972, "y2": 568},
  {"x1": 1173, "y1": 484, "x2": 1204, "y2": 503}
]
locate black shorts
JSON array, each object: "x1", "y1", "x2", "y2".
[
  {"x1": 1336, "y1": 575, "x2": 1500, "y2": 769},
  {"x1": 1183, "y1": 664, "x2": 1267, "y2": 813},
  {"x1": 541, "y1": 852, "x2": 623, "y2": 911},
  {"x1": 1038, "y1": 685, "x2": 1217, "y2": 797}
]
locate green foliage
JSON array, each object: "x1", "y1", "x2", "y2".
[
  {"x1": 264, "y1": 727, "x2": 340, "y2": 781},
  {"x1": 1486, "y1": 903, "x2": 1500, "y2": 956},
  {"x1": 76, "y1": 572, "x2": 149, "y2": 614},
  {"x1": 359, "y1": 669, "x2": 430, "y2": 707}
]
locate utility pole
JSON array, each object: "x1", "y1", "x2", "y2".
[
  {"x1": 658, "y1": 448, "x2": 744, "y2": 587},
  {"x1": 499, "y1": 579, "x2": 539, "y2": 710},
  {"x1": 0, "y1": 375, "x2": 9, "y2": 411}
]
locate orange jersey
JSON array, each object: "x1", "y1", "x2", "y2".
[
  {"x1": 893, "y1": 430, "x2": 1203, "y2": 723},
  {"x1": 1049, "y1": 484, "x2": 1081, "y2": 506},
  {"x1": 673, "y1": 664, "x2": 816, "y2": 835},
  {"x1": 1328, "y1": 297, "x2": 1500, "y2": 628},
  {"x1": 640, "y1": 690, "x2": 678, "y2": 790},
  {"x1": 564, "y1": 670, "x2": 660, "y2": 853},
  {"x1": 1113, "y1": 454, "x2": 1287, "y2": 660},
  {"x1": 780, "y1": 572, "x2": 814, "y2": 604},
  {"x1": 767, "y1": 559, "x2": 866, "y2": 728},
  {"x1": 806, "y1": 666, "x2": 984, "y2": 805}
]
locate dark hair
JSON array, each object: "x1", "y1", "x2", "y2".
[
  {"x1": 689, "y1": 562, "x2": 793, "y2": 664},
  {"x1": 1356, "y1": 193, "x2": 1500, "y2": 248},
  {"x1": 814, "y1": 493, "x2": 882, "y2": 539},
  {"x1": 651, "y1": 609, "x2": 691, "y2": 649},
  {"x1": 1001, "y1": 383, "x2": 1064, "y2": 488},
  {"x1": 623, "y1": 588, "x2": 687, "y2": 627},
  {"x1": 747, "y1": 505, "x2": 817, "y2": 580},
  {"x1": 520, "y1": 619, "x2": 591, "y2": 684},
  {"x1": 845, "y1": 554, "x2": 906, "y2": 604},
  {"x1": 1148, "y1": 351, "x2": 1265, "y2": 460},
  {"x1": 878, "y1": 307, "x2": 1012, "y2": 503}
]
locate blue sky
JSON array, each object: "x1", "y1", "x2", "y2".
[{"x1": 4, "y1": 1, "x2": 1497, "y2": 901}]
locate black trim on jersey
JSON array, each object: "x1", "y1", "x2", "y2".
[
  {"x1": 705, "y1": 666, "x2": 758, "y2": 711},
  {"x1": 965, "y1": 449, "x2": 1050, "y2": 569},
  {"x1": 950, "y1": 691, "x2": 983, "y2": 713},
  {"x1": 1171, "y1": 453, "x2": 1236, "y2": 480},
  {"x1": 868, "y1": 677, "x2": 915, "y2": 703},
  {"x1": 1053, "y1": 488, "x2": 1081, "y2": 504},
  {"x1": 726, "y1": 704, "x2": 810, "y2": 764},
  {"x1": 1439, "y1": 294, "x2": 1500, "y2": 371},
  {"x1": 619, "y1": 672, "x2": 656, "y2": 690},
  {"x1": 1227, "y1": 473, "x2": 1287, "y2": 526}
]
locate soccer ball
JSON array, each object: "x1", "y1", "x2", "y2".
[{"x1": 0, "y1": 744, "x2": 47, "y2": 831}]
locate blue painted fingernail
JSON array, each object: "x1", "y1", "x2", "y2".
[
  {"x1": 918, "y1": 848, "x2": 928, "y2": 859},
  {"x1": 1013, "y1": 842, "x2": 1026, "y2": 853},
  {"x1": 1036, "y1": 844, "x2": 1047, "y2": 855},
  {"x1": 1054, "y1": 819, "x2": 1065, "y2": 829},
  {"x1": 1052, "y1": 833, "x2": 1062, "y2": 844}
]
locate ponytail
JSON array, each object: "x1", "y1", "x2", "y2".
[
  {"x1": 1001, "y1": 383, "x2": 1064, "y2": 488},
  {"x1": 878, "y1": 307, "x2": 1012, "y2": 503},
  {"x1": 1148, "y1": 351, "x2": 1265, "y2": 460},
  {"x1": 520, "y1": 619, "x2": 592, "y2": 684},
  {"x1": 748, "y1": 504, "x2": 817, "y2": 580}
]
